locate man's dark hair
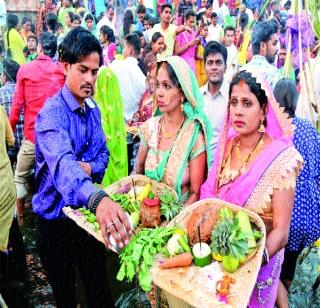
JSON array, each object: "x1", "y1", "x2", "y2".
[
  {"x1": 211, "y1": 12, "x2": 217, "y2": 19},
  {"x1": 125, "y1": 33, "x2": 141, "y2": 56},
  {"x1": 72, "y1": 14, "x2": 81, "y2": 23},
  {"x1": 47, "y1": 12, "x2": 57, "y2": 32},
  {"x1": 161, "y1": 4, "x2": 172, "y2": 13},
  {"x1": 2, "y1": 58, "x2": 20, "y2": 83},
  {"x1": 27, "y1": 34, "x2": 38, "y2": 45},
  {"x1": 59, "y1": 28, "x2": 102, "y2": 65},
  {"x1": 137, "y1": 4, "x2": 146, "y2": 14},
  {"x1": 252, "y1": 20, "x2": 278, "y2": 55},
  {"x1": 184, "y1": 9, "x2": 196, "y2": 21},
  {"x1": 204, "y1": 41, "x2": 228, "y2": 64},
  {"x1": 205, "y1": 3, "x2": 212, "y2": 10},
  {"x1": 39, "y1": 32, "x2": 57, "y2": 58},
  {"x1": 224, "y1": 26, "x2": 235, "y2": 34},
  {"x1": 105, "y1": 3, "x2": 114, "y2": 11}
]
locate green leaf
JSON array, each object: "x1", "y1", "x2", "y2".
[
  {"x1": 116, "y1": 263, "x2": 126, "y2": 281},
  {"x1": 126, "y1": 262, "x2": 136, "y2": 281},
  {"x1": 138, "y1": 269, "x2": 153, "y2": 292}
]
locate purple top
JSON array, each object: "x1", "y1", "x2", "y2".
[{"x1": 32, "y1": 85, "x2": 109, "y2": 220}]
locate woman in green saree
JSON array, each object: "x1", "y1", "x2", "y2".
[
  {"x1": 94, "y1": 67, "x2": 128, "y2": 186},
  {"x1": 134, "y1": 56, "x2": 211, "y2": 204}
]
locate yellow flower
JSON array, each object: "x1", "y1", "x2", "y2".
[{"x1": 314, "y1": 238, "x2": 320, "y2": 247}]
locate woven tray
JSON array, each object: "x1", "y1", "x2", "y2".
[
  {"x1": 151, "y1": 198, "x2": 266, "y2": 308},
  {"x1": 103, "y1": 174, "x2": 178, "y2": 200},
  {"x1": 63, "y1": 175, "x2": 178, "y2": 253}
]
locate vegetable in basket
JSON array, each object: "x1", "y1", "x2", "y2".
[{"x1": 117, "y1": 227, "x2": 175, "y2": 292}]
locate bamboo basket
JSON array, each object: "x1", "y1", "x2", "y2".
[
  {"x1": 63, "y1": 175, "x2": 178, "y2": 253},
  {"x1": 104, "y1": 174, "x2": 178, "y2": 200},
  {"x1": 151, "y1": 198, "x2": 266, "y2": 308}
]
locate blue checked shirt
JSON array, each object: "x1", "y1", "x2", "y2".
[{"x1": 0, "y1": 82, "x2": 24, "y2": 149}]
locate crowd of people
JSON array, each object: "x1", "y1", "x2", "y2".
[{"x1": 0, "y1": 0, "x2": 320, "y2": 307}]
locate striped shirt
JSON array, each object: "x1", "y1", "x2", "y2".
[{"x1": 201, "y1": 81, "x2": 229, "y2": 169}]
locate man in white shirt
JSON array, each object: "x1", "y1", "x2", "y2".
[
  {"x1": 96, "y1": 4, "x2": 116, "y2": 34},
  {"x1": 223, "y1": 26, "x2": 238, "y2": 84},
  {"x1": 201, "y1": 41, "x2": 228, "y2": 168},
  {"x1": 207, "y1": 12, "x2": 223, "y2": 43},
  {"x1": 110, "y1": 33, "x2": 146, "y2": 123},
  {"x1": 244, "y1": 20, "x2": 281, "y2": 89}
]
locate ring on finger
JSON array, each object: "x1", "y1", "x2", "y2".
[{"x1": 107, "y1": 222, "x2": 115, "y2": 228}]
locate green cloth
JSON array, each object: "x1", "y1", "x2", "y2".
[
  {"x1": 94, "y1": 67, "x2": 128, "y2": 187},
  {"x1": 57, "y1": 7, "x2": 75, "y2": 33},
  {"x1": 81, "y1": 12, "x2": 98, "y2": 38},
  {"x1": 146, "y1": 56, "x2": 212, "y2": 199},
  {"x1": 26, "y1": 52, "x2": 38, "y2": 63}
]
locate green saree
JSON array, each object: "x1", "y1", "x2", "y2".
[
  {"x1": 94, "y1": 67, "x2": 128, "y2": 186},
  {"x1": 139, "y1": 56, "x2": 212, "y2": 200}
]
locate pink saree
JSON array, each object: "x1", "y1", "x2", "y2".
[{"x1": 201, "y1": 69, "x2": 302, "y2": 307}]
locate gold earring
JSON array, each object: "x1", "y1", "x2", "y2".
[
  {"x1": 181, "y1": 104, "x2": 184, "y2": 111},
  {"x1": 258, "y1": 120, "x2": 265, "y2": 133}
]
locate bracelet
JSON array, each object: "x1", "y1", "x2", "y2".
[
  {"x1": 88, "y1": 190, "x2": 108, "y2": 215},
  {"x1": 262, "y1": 246, "x2": 270, "y2": 265}
]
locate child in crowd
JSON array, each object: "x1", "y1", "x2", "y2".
[
  {"x1": 195, "y1": 21, "x2": 208, "y2": 86},
  {"x1": 99, "y1": 25, "x2": 117, "y2": 66}
]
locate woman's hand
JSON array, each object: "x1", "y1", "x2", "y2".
[
  {"x1": 265, "y1": 187, "x2": 295, "y2": 258},
  {"x1": 184, "y1": 151, "x2": 207, "y2": 206}
]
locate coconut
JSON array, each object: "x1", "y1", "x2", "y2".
[{"x1": 186, "y1": 205, "x2": 218, "y2": 244}]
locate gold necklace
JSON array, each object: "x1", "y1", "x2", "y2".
[
  {"x1": 160, "y1": 116, "x2": 185, "y2": 139},
  {"x1": 218, "y1": 134, "x2": 264, "y2": 187},
  {"x1": 235, "y1": 135, "x2": 264, "y2": 166}
]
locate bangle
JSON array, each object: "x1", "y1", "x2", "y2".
[
  {"x1": 262, "y1": 247, "x2": 270, "y2": 265},
  {"x1": 88, "y1": 190, "x2": 108, "y2": 215}
]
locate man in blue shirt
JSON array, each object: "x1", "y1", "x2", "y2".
[{"x1": 33, "y1": 27, "x2": 132, "y2": 308}]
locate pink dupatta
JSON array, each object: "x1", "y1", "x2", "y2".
[{"x1": 200, "y1": 69, "x2": 297, "y2": 307}]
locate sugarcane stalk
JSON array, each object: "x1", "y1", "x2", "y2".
[{"x1": 297, "y1": 0, "x2": 317, "y2": 126}]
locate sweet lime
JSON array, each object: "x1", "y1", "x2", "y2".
[{"x1": 222, "y1": 255, "x2": 239, "y2": 273}]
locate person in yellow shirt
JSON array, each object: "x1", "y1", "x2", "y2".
[
  {"x1": 5, "y1": 14, "x2": 26, "y2": 65},
  {"x1": 152, "y1": 4, "x2": 188, "y2": 59}
]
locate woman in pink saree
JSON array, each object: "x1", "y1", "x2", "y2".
[{"x1": 200, "y1": 69, "x2": 303, "y2": 307}]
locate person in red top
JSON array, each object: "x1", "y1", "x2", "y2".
[{"x1": 9, "y1": 32, "x2": 65, "y2": 224}]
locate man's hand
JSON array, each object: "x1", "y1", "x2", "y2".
[
  {"x1": 96, "y1": 197, "x2": 133, "y2": 250},
  {"x1": 78, "y1": 161, "x2": 92, "y2": 176}
]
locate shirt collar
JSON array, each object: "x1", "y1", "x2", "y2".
[
  {"x1": 251, "y1": 55, "x2": 269, "y2": 64},
  {"x1": 202, "y1": 81, "x2": 228, "y2": 99},
  {"x1": 35, "y1": 54, "x2": 53, "y2": 62},
  {"x1": 61, "y1": 84, "x2": 96, "y2": 112}
]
